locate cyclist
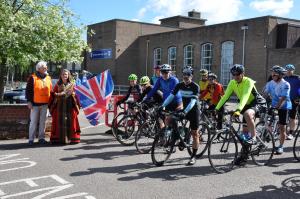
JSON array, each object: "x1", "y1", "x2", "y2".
[
  {"x1": 150, "y1": 65, "x2": 161, "y2": 85},
  {"x1": 116, "y1": 74, "x2": 142, "y2": 106},
  {"x1": 138, "y1": 76, "x2": 163, "y2": 105},
  {"x1": 144, "y1": 64, "x2": 182, "y2": 110},
  {"x1": 204, "y1": 73, "x2": 224, "y2": 129},
  {"x1": 215, "y1": 64, "x2": 260, "y2": 165},
  {"x1": 265, "y1": 65, "x2": 292, "y2": 154},
  {"x1": 199, "y1": 69, "x2": 210, "y2": 101},
  {"x1": 284, "y1": 64, "x2": 300, "y2": 140},
  {"x1": 160, "y1": 66, "x2": 200, "y2": 165}
]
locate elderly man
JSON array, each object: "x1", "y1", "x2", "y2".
[{"x1": 26, "y1": 61, "x2": 52, "y2": 146}]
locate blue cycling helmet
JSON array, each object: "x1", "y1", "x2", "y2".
[{"x1": 285, "y1": 64, "x2": 295, "y2": 71}]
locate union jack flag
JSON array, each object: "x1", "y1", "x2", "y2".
[{"x1": 75, "y1": 70, "x2": 114, "y2": 125}]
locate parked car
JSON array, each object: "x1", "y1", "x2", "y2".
[{"x1": 4, "y1": 88, "x2": 26, "y2": 104}]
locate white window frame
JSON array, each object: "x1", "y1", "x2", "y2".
[
  {"x1": 168, "y1": 46, "x2": 176, "y2": 72},
  {"x1": 220, "y1": 41, "x2": 234, "y2": 85},
  {"x1": 201, "y1": 43, "x2": 213, "y2": 71},
  {"x1": 184, "y1": 45, "x2": 193, "y2": 67},
  {"x1": 153, "y1": 48, "x2": 162, "y2": 67}
]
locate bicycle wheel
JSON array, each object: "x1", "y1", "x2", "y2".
[
  {"x1": 151, "y1": 132, "x2": 175, "y2": 166},
  {"x1": 293, "y1": 130, "x2": 300, "y2": 161},
  {"x1": 195, "y1": 122, "x2": 211, "y2": 158},
  {"x1": 111, "y1": 112, "x2": 125, "y2": 138},
  {"x1": 256, "y1": 121, "x2": 280, "y2": 146},
  {"x1": 135, "y1": 120, "x2": 157, "y2": 154},
  {"x1": 112, "y1": 115, "x2": 138, "y2": 146},
  {"x1": 251, "y1": 124, "x2": 275, "y2": 166},
  {"x1": 208, "y1": 130, "x2": 238, "y2": 174}
]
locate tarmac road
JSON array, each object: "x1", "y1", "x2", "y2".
[{"x1": 0, "y1": 109, "x2": 299, "y2": 199}]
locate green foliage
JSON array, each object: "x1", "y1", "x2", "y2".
[{"x1": 0, "y1": 0, "x2": 88, "y2": 70}]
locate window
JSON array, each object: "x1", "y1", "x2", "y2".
[
  {"x1": 153, "y1": 48, "x2": 162, "y2": 67},
  {"x1": 168, "y1": 47, "x2": 176, "y2": 72},
  {"x1": 201, "y1": 43, "x2": 213, "y2": 71},
  {"x1": 184, "y1": 45, "x2": 193, "y2": 67},
  {"x1": 220, "y1": 41, "x2": 234, "y2": 85}
]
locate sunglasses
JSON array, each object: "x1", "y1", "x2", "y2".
[
  {"x1": 272, "y1": 74, "x2": 279, "y2": 77},
  {"x1": 208, "y1": 78, "x2": 215, "y2": 81},
  {"x1": 161, "y1": 71, "x2": 169, "y2": 74},
  {"x1": 141, "y1": 84, "x2": 147, "y2": 86},
  {"x1": 232, "y1": 73, "x2": 241, "y2": 76}
]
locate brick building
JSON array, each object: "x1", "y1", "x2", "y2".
[{"x1": 86, "y1": 11, "x2": 300, "y2": 90}]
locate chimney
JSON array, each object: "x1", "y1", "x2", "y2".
[{"x1": 188, "y1": 10, "x2": 201, "y2": 18}]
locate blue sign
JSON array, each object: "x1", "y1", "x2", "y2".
[{"x1": 91, "y1": 49, "x2": 112, "y2": 59}]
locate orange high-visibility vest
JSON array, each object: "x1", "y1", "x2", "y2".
[{"x1": 32, "y1": 74, "x2": 52, "y2": 103}]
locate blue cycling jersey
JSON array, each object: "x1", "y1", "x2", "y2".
[
  {"x1": 284, "y1": 75, "x2": 300, "y2": 100},
  {"x1": 265, "y1": 79, "x2": 292, "y2": 110},
  {"x1": 145, "y1": 76, "x2": 182, "y2": 105}
]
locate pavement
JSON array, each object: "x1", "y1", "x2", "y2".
[{"x1": 0, "y1": 108, "x2": 299, "y2": 199}]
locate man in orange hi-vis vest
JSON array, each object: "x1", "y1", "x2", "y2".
[{"x1": 26, "y1": 61, "x2": 52, "y2": 146}]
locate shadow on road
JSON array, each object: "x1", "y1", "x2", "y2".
[
  {"x1": 60, "y1": 149, "x2": 137, "y2": 161},
  {"x1": 217, "y1": 176, "x2": 300, "y2": 199},
  {"x1": 70, "y1": 161, "x2": 216, "y2": 181}
]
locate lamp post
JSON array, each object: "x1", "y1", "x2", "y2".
[
  {"x1": 241, "y1": 25, "x2": 248, "y2": 66},
  {"x1": 146, "y1": 39, "x2": 150, "y2": 76}
]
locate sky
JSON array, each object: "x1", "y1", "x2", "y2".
[{"x1": 67, "y1": 0, "x2": 300, "y2": 27}]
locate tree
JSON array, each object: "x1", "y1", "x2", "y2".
[{"x1": 0, "y1": 0, "x2": 88, "y2": 101}]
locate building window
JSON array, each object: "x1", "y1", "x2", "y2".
[
  {"x1": 168, "y1": 47, "x2": 176, "y2": 72},
  {"x1": 221, "y1": 41, "x2": 234, "y2": 85},
  {"x1": 184, "y1": 45, "x2": 193, "y2": 67},
  {"x1": 153, "y1": 48, "x2": 162, "y2": 67},
  {"x1": 201, "y1": 43, "x2": 213, "y2": 71}
]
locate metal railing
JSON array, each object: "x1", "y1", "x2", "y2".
[{"x1": 113, "y1": 85, "x2": 130, "y2": 95}]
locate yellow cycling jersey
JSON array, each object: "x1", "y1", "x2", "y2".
[
  {"x1": 199, "y1": 80, "x2": 211, "y2": 100},
  {"x1": 216, "y1": 76, "x2": 256, "y2": 111}
]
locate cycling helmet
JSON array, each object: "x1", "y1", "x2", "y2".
[
  {"x1": 153, "y1": 65, "x2": 160, "y2": 70},
  {"x1": 200, "y1": 69, "x2": 208, "y2": 76},
  {"x1": 285, "y1": 64, "x2": 295, "y2": 71},
  {"x1": 271, "y1": 65, "x2": 287, "y2": 75},
  {"x1": 182, "y1": 66, "x2": 194, "y2": 75},
  {"x1": 160, "y1": 64, "x2": 172, "y2": 72},
  {"x1": 139, "y1": 76, "x2": 150, "y2": 85},
  {"x1": 128, "y1": 74, "x2": 138, "y2": 81},
  {"x1": 208, "y1": 73, "x2": 217, "y2": 79},
  {"x1": 230, "y1": 64, "x2": 245, "y2": 75}
]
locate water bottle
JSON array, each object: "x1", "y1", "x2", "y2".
[
  {"x1": 178, "y1": 127, "x2": 186, "y2": 138},
  {"x1": 164, "y1": 127, "x2": 171, "y2": 138}
]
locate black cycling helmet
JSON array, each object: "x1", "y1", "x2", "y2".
[
  {"x1": 182, "y1": 65, "x2": 193, "y2": 75},
  {"x1": 230, "y1": 64, "x2": 245, "y2": 75},
  {"x1": 160, "y1": 64, "x2": 172, "y2": 72},
  {"x1": 271, "y1": 65, "x2": 287, "y2": 75}
]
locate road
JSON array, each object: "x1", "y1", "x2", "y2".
[{"x1": 0, "y1": 110, "x2": 299, "y2": 199}]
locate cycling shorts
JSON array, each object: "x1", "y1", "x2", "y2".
[
  {"x1": 278, "y1": 109, "x2": 289, "y2": 125},
  {"x1": 289, "y1": 100, "x2": 299, "y2": 119},
  {"x1": 185, "y1": 106, "x2": 201, "y2": 130}
]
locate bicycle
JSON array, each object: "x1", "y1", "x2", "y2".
[
  {"x1": 256, "y1": 108, "x2": 281, "y2": 147},
  {"x1": 135, "y1": 104, "x2": 163, "y2": 154},
  {"x1": 293, "y1": 129, "x2": 300, "y2": 161},
  {"x1": 208, "y1": 110, "x2": 275, "y2": 173},
  {"x1": 151, "y1": 110, "x2": 210, "y2": 166},
  {"x1": 112, "y1": 102, "x2": 148, "y2": 146}
]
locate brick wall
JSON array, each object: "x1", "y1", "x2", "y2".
[{"x1": 0, "y1": 104, "x2": 30, "y2": 139}]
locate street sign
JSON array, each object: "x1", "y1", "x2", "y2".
[{"x1": 91, "y1": 49, "x2": 112, "y2": 59}]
